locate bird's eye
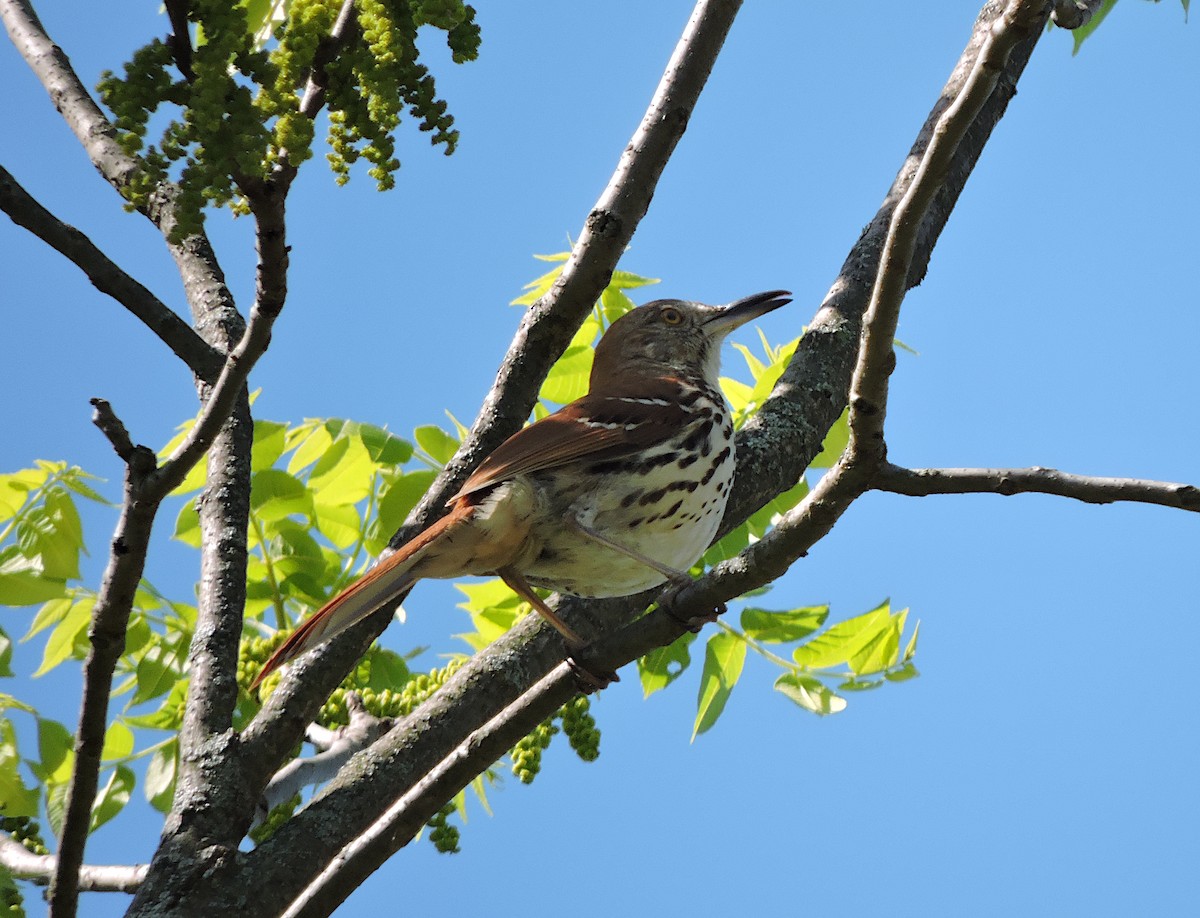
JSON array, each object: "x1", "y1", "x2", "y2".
[{"x1": 660, "y1": 307, "x2": 683, "y2": 325}]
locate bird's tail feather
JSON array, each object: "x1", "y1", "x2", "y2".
[{"x1": 251, "y1": 499, "x2": 475, "y2": 690}]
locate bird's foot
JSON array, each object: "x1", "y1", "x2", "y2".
[
  {"x1": 565, "y1": 643, "x2": 619, "y2": 694},
  {"x1": 657, "y1": 575, "x2": 726, "y2": 632}
]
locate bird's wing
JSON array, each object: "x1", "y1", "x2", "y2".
[
  {"x1": 456, "y1": 385, "x2": 693, "y2": 499},
  {"x1": 251, "y1": 497, "x2": 477, "y2": 690}
]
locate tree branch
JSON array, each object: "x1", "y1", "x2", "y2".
[
  {"x1": 282, "y1": 665, "x2": 579, "y2": 918},
  {"x1": 48, "y1": 435, "x2": 158, "y2": 915},
  {"x1": 1, "y1": 834, "x2": 147, "y2": 893},
  {"x1": 0, "y1": 164, "x2": 221, "y2": 379},
  {"x1": 257, "y1": 694, "x2": 393, "y2": 823},
  {"x1": 874, "y1": 463, "x2": 1200, "y2": 511}
]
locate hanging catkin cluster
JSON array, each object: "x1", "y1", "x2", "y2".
[{"x1": 97, "y1": 0, "x2": 480, "y2": 240}]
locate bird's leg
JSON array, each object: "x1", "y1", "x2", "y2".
[
  {"x1": 562, "y1": 514, "x2": 725, "y2": 632},
  {"x1": 497, "y1": 566, "x2": 617, "y2": 692},
  {"x1": 561, "y1": 513, "x2": 691, "y2": 583}
]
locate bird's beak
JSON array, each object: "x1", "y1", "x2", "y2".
[{"x1": 704, "y1": 289, "x2": 792, "y2": 337}]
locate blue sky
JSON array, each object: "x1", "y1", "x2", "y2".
[{"x1": 2, "y1": 3, "x2": 1197, "y2": 916}]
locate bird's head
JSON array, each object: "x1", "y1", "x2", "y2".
[{"x1": 589, "y1": 289, "x2": 791, "y2": 389}]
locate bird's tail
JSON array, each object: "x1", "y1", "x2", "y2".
[{"x1": 251, "y1": 500, "x2": 475, "y2": 690}]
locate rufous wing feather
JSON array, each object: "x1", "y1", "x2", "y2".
[
  {"x1": 251, "y1": 498, "x2": 477, "y2": 690},
  {"x1": 456, "y1": 387, "x2": 690, "y2": 499}
]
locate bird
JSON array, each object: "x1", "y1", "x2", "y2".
[{"x1": 252, "y1": 289, "x2": 791, "y2": 690}]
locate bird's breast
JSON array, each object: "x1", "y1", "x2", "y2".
[{"x1": 523, "y1": 390, "x2": 736, "y2": 597}]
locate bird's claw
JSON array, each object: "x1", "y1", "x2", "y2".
[
  {"x1": 566, "y1": 651, "x2": 619, "y2": 694},
  {"x1": 658, "y1": 577, "x2": 725, "y2": 632}
]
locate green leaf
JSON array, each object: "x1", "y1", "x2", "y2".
[
  {"x1": 774, "y1": 673, "x2": 847, "y2": 716},
  {"x1": 414, "y1": 425, "x2": 460, "y2": 466},
  {"x1": 24, "y1": 595, "x2": 73, "y2": 641},
  {"x1": 885, "y1": 662, "x2": 920, "y2": 683},
  {"x1": 745, "y1": 476, "x2": 809, "y2": 539},
  {"x1": 357, "y1": 423, "x2": 413, "y2": 467},
  {"x1": 600, "y1": 287, "x2": 635, "y2": 323},
  {"x1": 903, "y1": 620, "x2": 920, "y2": 662},
  {"x1": 133, "y1": 646, "x2": 180, "y2": 706},
  {"x1": 848, "y1": 607, "x2": 906, "y2": 677},
  {"x1": 0, "y1": 626, "x2": 12, "y2": 678},
  {"x1": 251, "y1": 420, "x2": 289, "y2": 471},
  {"x1": 34, "y1": 594, "x2": 95, "y2": 676},
  {"x1": 0, "y1": 719, "x2": 38, "y2": 817},
  {"x1": 1071, "y1": 0, "x2": 1117, "y2": 53},
  {"x1": 251, "y1": 469, "x2": 312, "y2": 522},
  {"x1": 0, "y1": 471, "x2": 35, "y2": 521},
  {"x1": 125, "y1": 678, "x2": 187, "y2": 731},
  {"x1": 90, "y1": 764, "x2": 134, "y2": 831},
  {"x1": 637, "y1": 631, "x2": 696, "y2": 698},
  {"x1": 45, "y1": 778, "x2": 68, "y2": 835},
  {"x1": 809, "y1": 409, "x2": 849, "y2": 469},
  {"x1": 313, "y1": 499, "x2": 361, "y2": 550},
  {"x1": 172, "y1": 499, "x2": 202, "y2": 548},
  {"x1": 145, "y1": 739, "x2": 178, "y2": 813},
  {"x1": 740, "y1": 606, "x2": 829, "y2": 644},
  {"x1": 308, "y1": 434, "x2": 375, "y2": 506},
  {"x1": 364, "y1": 648, "x2": 410, "y2": 690},
  {"x1": 60, "y1": 470, "x2": 109, "y2": 505},
  {"x1": 608, "y1": 269, "x2": 660, "y2": 290},
  {"x1": 692, "y1": 630, "x2": 747, "y2": 739},
  {"x1": 792, "y1": 601, "x2": 892, "y2": 671},
  {"x1": 539, "y1": 344, "x2": 594, "y2": 404},
  {"x1": 287, "y1": 422, "x2": 334, "y2": 475},
  {"x1": 34, "y1": 717, "x2": 74, "y2": 783},
  {"x1": 0, "y1": 547, "x2": 67, "y2": 606},
  {"x1": 376, "y1": 470, "x2": 436, "y2": 535},
  {"x1": 455, "y1": 579, "x2": 523, "y2": 649},
  {"x1": 719, "y1": 377, "x2": 753, "y2": 415},
  {"x1": 101, "y1": 721, "x2": 134, "y2": 762},
  {"x1": 510, "y1": 255, "x2": 567, "y2": 306},
  {"x1": 160, "y1": 417, "x2": 207, "y2": 495}
]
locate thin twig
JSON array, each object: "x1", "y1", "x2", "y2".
[
  {"x1": 257, "y1": 693, "x2": 393, "y2": 822},
  {"x1": 48, "y1": 457, "x2": 158, "y2": 915},
  {"x1": 88, "y1": 399, "x2": 141, "y2": 465},
  {"x1": 0, "y1": 166, "x2": 220, "y2": 379},
  {"x1": 297, "y1": 0, "x2": 356, "y2": 120},
  {"x1": 1, "y1": 834, "x2": 147, "y2": 893},
  {"x1": 874, "y1": 463, "x2": 1200, "y2": 511},
  {"x1": 163, "y1": 0, "x2": 194, "y2": 81}
]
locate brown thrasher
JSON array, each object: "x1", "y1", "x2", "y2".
[{"x1": 252, "y1": 290, "x2": 790, "y2": 689}]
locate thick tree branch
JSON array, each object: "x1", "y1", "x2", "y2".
[
  {"x1": 874, "y1": 463, "x2": 1200, "y2": 511},
  {"x1": 1, "y1": 834, "x2": 147, "y2": 893},
  {"x1": 0, "y1": 165, "x2": 221, "y2": 379}
]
